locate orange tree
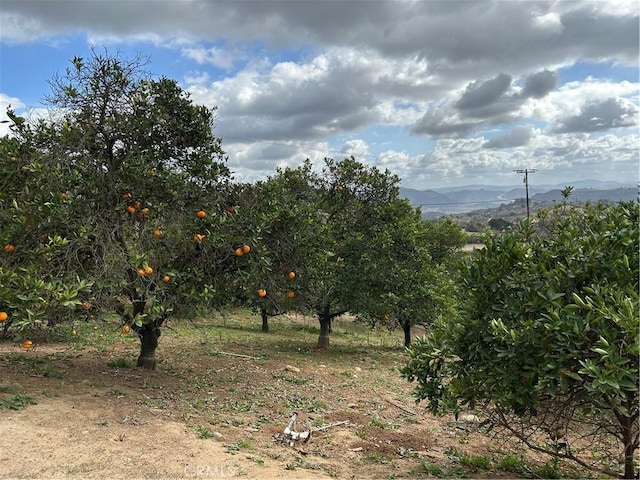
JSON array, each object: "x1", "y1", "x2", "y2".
[
  {"x1": 402, "y1": 200, "x2": 639, "y2": 478},
  {"x1": 0, "y1": 131, "x2": 94, "y2": 337},
  {"x1": 317, "y1": 158, "x2": 465, "y2": 348},
  {"x1": 0, "y1": 51, "x2": 240, "y2": 368},
  {"x1": 232, "y1": 161, "x2": 326, "y2": 332}
]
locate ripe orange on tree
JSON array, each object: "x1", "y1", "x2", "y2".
[
  {"x1": 144, "y1": 266, "x2": 153, "y2": 275},
  {"x1": 126, "y1": 205, "x2": 136, "y2": 214},
  {"x1": 80, "y1": 301, "x2": 91, "y2": 311},
  {"x1": 288, "y1": 271, "x2": 296, "y2": 279},
  {"x1": 242, "y1": 244, "x2": 251, "y2": 254},
  {"x1": 4, "y1": 244, "x2": 15, "y2": 254},
  {"x1": 196, "y1": 210, "x2": 207, "y2": 219},
  {"x1": 21, "y1": 340, "x2": 33, "y2": 350},
  {"x1": 153, "y1": 229, "x2": 163, "y2": 237},
  {"x1": 162, "y1": 275, "x2": 171, "y2": 283},
  {"x1": 138, "y1": 268, "x2": 147, "y2": 276},
  {"x1": 286, "y1": 291, "x2": 295, "y2": 298},
  {"x1": 141, "y1": 207, "x2": 150, "y2": 215},
  {"x1": 193, "y1": 233, "x2": 205, "y2": 243},
  {"x1": 122, "y1": 325, "x2": 131, "y2": 334},
  {"x1": 235, "y1": 248, "x2": 243, "y2": 256},
  {"x1": 257, "y1": 289, "x2": 267, "y2": 298},
  {"x1": 122, "y1": 193, "x2": 132, "y2": 200},
  {"x1": 0, "y1": 312, "x2": 8, "y2": 322},
  {"x1": 60, "y1": 192, "x2": 68, "y2": 200}
]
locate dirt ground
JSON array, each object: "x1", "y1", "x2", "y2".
[{"x1": 0, "y1": 317, "x2": 583, "y2": 479}]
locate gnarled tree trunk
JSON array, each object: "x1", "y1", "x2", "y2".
[
  {"x1": 261, "y1": 308, "x2": 270, "y2": 332},
  {"x1": 136, "y1": 321, "x2": 160, "y2": 370},
  {"x1": 317, "y1": 306, "x2": 346, "y2": 350},
  {"x1": 317, "y1": 304, "x2": 332, "y2": 349}
]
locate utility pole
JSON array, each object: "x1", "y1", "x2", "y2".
[{"x1": 514, "y1": 169, "x2": 537, "y2": 220}]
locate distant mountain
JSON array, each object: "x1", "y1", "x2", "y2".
[
  {"x1": 398, "y1": 187, "x2": 452, "y2": 206},
  {"x1": 532, "y1": 187, "x2": 637, "y2": 203},
  {"x1": 400, "y1": 181, "x2": 637, "y2": 217}
]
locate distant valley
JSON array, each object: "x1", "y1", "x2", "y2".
[{"x1": 400, "y1": 180, "x2": 638, "y2": 219}]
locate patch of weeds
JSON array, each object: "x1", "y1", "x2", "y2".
[
  {"x1": 285, "y1": 394, "x2": 326, "y2": 413},
  {"x1": 284, "y1": 457, "x2": 323, "y2": 471},
  {"x1": 1, "y1": 393, "x2": 37, "y2": 410},
  {"x1": 196, "y1": 425, "x2": 214, "y2": 439},
  {"x1": 109, "y1": 387, "x2": 127, "y2": 397},
  {"x1": 40, "y1": 364, "x2": 67, "y2": 378},
  {"x1": 420, "y1": 461, "x2": 443, "y2": 476},
  {"x1": 249, "y1": 456, "x2": 264, "y2": 465},
  {"x1": 458, "y1": 453, "x2": 492, "y2": 470},
  {"x1": 404, "y1": 416, "x2": 419, "y2": 424},
  {"x1": 106, "y1": 358, "x2": 132, "y2": 368},
  {"x1": 497, "y1": 454, "x2": 529, "y2": 475},
  {"x1": 95, "y1": 419, "x2": 109, "y2": 426},
  {"x1": 286, "y1": 376, "x2": 308, "y2": 385},
  {"x1": 370, "y1": 417, "x2": 385, "y2": 428},
  {"x1": 229, "y1": 417, "x2": 244, "y2": 427},
  {"x1": 364, "y1": 452, "x2": 394, "y2": 465},
  {"x1": 237, "y1": 439, "x2": 253, "y2": 449},
  {"x1": 533, "y1": 461, "x2": 563, "y2": 479}
]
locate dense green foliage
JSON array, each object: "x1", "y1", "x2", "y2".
[
  {"x1": 402, "y1": 200, "x2": 639, "y2": 478},
  {"x1": 0, "y1": 50, "x2": 462, "y2": 361}
]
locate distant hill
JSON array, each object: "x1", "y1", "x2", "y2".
[
  {"x1": 532, "y1": 187, "x2": 637, "y2": 203},
  {"x1": 400, "y1": 181, "x2": 637, "y2": 218}
]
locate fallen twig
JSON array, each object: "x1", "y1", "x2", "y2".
[
  {"x1": 212, "y1": 351, "x2": 259, "y2": 360},
  {"x1": 315, "y1": 420, "x2": 351, "y2": 431},
  {"x1": 378, "y1": 394, "x2": 418, "y2": 416}
]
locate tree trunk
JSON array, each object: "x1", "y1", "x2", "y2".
[
  {"x1": 317, "y1": 306, "x2": 331, "y2": 349},
  {"x1": 136, "y1": 322, "x2": 160, "y2": 370},
  {"x1": 620, "y1": 397, "x2": 638, "y2": 479},
  {"x1": 401, "y1": 318, "x2": 412, "y2": 348},
  {"x1": 261, "y1": 308, "x2": 269, "y2": 332}
]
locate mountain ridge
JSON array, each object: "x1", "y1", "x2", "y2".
[{"x1": 399, "y1": 180, "x2": 637, "y2": 218}]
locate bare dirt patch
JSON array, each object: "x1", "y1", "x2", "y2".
[{"x1": 0, "y1": 315, "x2": 583, "y2": 479}]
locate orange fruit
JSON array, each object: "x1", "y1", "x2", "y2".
[
  {"x1": 193, "y1": 233, "x2": 205, "y2": 243},
  {"x1": 235, "y1": 248, "x2": 243, "y2": 256},
  {"x1": 286, "y1": 291, "x2": 295, "y2": 298},
  {"x1": 288, "y1": 271, "x2": 296, "y2": 279},
  {"x1": 122, "y1": 325, "x2": 131, "y2": 334},
  {"x1": 141, "y1": 207, "x2": 150, "y2": 215},
  {"x1": 257, "y1": 289, "x2": 267, "y2": 298},
  {"x1": 21, "y1": 340, "x2": 33, "y2": 350},
  {"x1": 162, "y1": 275, "x2": 171, "y2": 283},
  {"x1": 138, "y1": 268, "x2": 147, "y2": 276},
  {"x1": 144, "y1": 266, "x2": 153, "y2": 275},
  {"x1": 242, "y1": 244, "x2": 251, "y2": 254},
  {"x1": 196, "y1": 210, "x2": 207, "y2": 219},
  {"x1": 122, "y1": 193, "x2": 132, "y2": 200},
  {"x1": 0, "y1": 312, "x2": 8, "y2": 322},
  {"x1": 153, "y1": 229, "x2": 162, "y2": 237},
  {"x1": 4, "y1": 244, "x2": 15, "y2": 254},
  {"x1": 60, "y1": 193, "x2": 68, "y2": 200},
  {"x1": 126, "y1": 205, "x2": 136, "y2": 214},
  {"x1": 80, "y1": 301, "x2": 91, "y2": 311}
]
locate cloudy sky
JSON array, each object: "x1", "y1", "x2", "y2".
[{"x1": 1, "y1": 0, "x2": 638, "y2": 189}]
